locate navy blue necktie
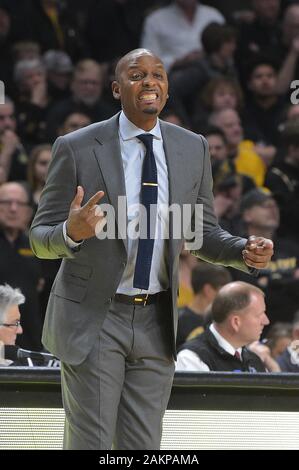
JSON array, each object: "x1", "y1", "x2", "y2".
[{"x1": 133, "y1": 133, "x2": 158, "y2": 290}]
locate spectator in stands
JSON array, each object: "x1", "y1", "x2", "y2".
[
  {"x1": 0, "y1": 283, "x2": 59, "y2": 366},
  {"x1": 141, "y1": 0, "x2": 224, "y2": 71},
  {"x1": 13, "y1": 58, "x2": 51, "y2": 148},
  {"x1": 46, "y1": 59, "x2": 116, "y2": 141},
  {"x1": 209, "y1": 108, "x2": 268, "y2": 186},
  {"x1": 236, "y1": 0, "x2": 282, "y2": 78},
  {"x1": 205, "y1": 126, "x2": 228, "y2": 167},
  {"x1": 0, "y1": 284, "x2": 24, "y2": 346},
  {"x1": 0, "y1": 97, "x2": 28, "y2": 183},
  {"x1": 0, "y1": 284, "x2": 24, "y2": 366},
  {"x1": 58, "y1": 111, "x2": 91, "y2": 136},
  {"x1": 176, "y1": 281, "x2": 279, "y2": 372},
  {"x1": 275, "y1": 4, "x2": 299, "y2": 94},
  {"x1": 43, "y1": 50, "x2": 73, "y2": 101},
  {"x1": 265, "y1": 119, "x2": 299, "y2": 242},
  {"x1": 201, "y1": 77, "x2": 243, "y2": 115},
  {"x1": 242, "y1": 57, "x2": 286, "y2": 146},
  {"x1": 169, "y1": 22, "x2": 238, "y2": 119},
  {"x1": 266, "y1": 322, "x2": 292, "y2": 358},
  {"x1": 0, "y1": 182, "x2": 43, "y2": 351},
  {"x1": 176, "y1": 263, "x2": 232, "y2": 349},
  {"x1": 194, "y1": 77, "x2": 243, "y2": 132},
  {"x1": 276, "y1": 311, "x2": 299, "y2": 372},
  {"x1": 27, "y1": 144, "x2": 51, "y2": 209},
  {"x1": 231, "y1": 188, "x2": 299, "y2": 324},
  {"x1": 204, "y1": 127, "x2": 255, "y2": 234},
  {"x1": 203, "y1": 126, "x2": 255, "y2": 187}
]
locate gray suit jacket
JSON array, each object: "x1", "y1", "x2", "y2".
[{"x1": 30, "y1": 113, "x2": 252, "y2": 364}]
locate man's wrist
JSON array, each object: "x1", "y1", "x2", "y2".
[{"x1": 63, "y1": 221, "x2": 83, "y2": 247}]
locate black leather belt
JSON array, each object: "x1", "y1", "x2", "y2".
[{"x1": 114, "y1": 292, "x2": 162, "y2": 306}]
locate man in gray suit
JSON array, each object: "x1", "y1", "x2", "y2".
[{"x1": 29, "y1": 48, "x2": 273, "y2": 450}]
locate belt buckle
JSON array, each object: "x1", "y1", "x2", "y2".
[{"x1": 134, "y1": 293, "x2": 149, "y2": 306}]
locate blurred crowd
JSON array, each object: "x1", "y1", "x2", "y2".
[{"x1": 0, "y1": 0, "x2": 299, "y2": 371}]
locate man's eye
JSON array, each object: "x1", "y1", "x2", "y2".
[
  {"x1": 131, "y1": 73, "x2": 142, "y2": 80},
  {"x1": 154, "y1": 74, "x2": 163, "y2": 79}
]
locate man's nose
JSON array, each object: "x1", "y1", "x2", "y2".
[
  {"x1": 142, "y1": 75, "x2": 156, "y2": 86},
  {"x1": 9, "y1": 202, "x2": 19, "y2": 210}
]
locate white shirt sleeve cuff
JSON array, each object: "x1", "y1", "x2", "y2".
[{"x1": 63, "y1": 221, "x2": 83, "y2": 248}]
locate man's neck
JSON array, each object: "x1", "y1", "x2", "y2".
[
  {"x1": 124, "y1": 112, "x2": 158, "y2": 132},
  {"x1": 213, "y1": 323, "x2": 243, "y2": 350},
  {"x1": 189, "y1": 294, "x2": 210, "y2": 315},
  {"x1": 177, "y1": 3, "x2": 197, "y2": 23}
]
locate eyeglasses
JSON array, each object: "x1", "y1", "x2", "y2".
[
  {"x1": 0, "y1": 200, "x2": 29, "y2": 208},
  {"x1": 0, "y1": 321, "x2": 21, "y2": 328}
]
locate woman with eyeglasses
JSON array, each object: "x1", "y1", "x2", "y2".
[{"x1": 0, "y1": 284, "x2": 24, "y2": 366}]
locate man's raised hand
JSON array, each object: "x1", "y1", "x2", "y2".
[{"x1": 66, "y1": 186, "x2": 105, "y2": 241}]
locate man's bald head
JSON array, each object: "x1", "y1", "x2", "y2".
[
  {"x1": 212, "y1": 281, "x2": 265, "y2": 324},
  {"x1": 112, "y1": 48, "x2": 168, "y2": 130},
  {"x1": 115, "y1": 49, "x2": 163, "y2": 82}
]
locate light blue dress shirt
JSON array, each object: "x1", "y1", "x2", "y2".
[
  {"x1": 64, "y1": 111, "x2": 170, "y2": 295},
  {"x1": 117, "y1": 111, "x2": 169, "y2": 294}
]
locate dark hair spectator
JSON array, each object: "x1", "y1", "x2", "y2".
[
  {"x1": 241, "y1": 56, "x2": 285, "y2": 147},
  {"x1": 202, "y1": 22, "x2": 237, "y2": 55},
  {"x1": 58, "y1": 110, "x2": 91, "y2": 136},
  {"x1": 176, "y1": 263, "x2": 232, "y2": 349}
]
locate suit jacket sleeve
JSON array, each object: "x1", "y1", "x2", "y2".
[
  {"x1": 29, "y1": 136, "x2": 79, "y2": 259},
  {"x1": 189, "y1": 136, "x2": 256, "y2": 274}
]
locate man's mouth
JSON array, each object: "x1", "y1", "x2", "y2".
[{"x1": 138, "y1": 92, "x2": 159, "y2": 103}]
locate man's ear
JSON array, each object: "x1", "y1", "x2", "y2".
[
  {"x1": 112, "y1": 81, "x2": 121, "y2": 100},
  {"x1": 231, "y1": 314, "x2": 241, "y2": 333}
]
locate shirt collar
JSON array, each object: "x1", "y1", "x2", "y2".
[
  {"x1": 119, "y1": 110, "x2": 162, "y2": 142},
  {"x1": 210, "y1": 323, "x2": 242, "y2": 357}
]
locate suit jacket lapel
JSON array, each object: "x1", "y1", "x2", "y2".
[
  {"x1": 93, "y1": 113, "x2": 128, "y2": 252},
  {"x1": 160, "y1": 120, "x2": 187, "y2": 265},
  {"x1": 160, "y1": 120, "x2": 185, "y2": 209}
]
